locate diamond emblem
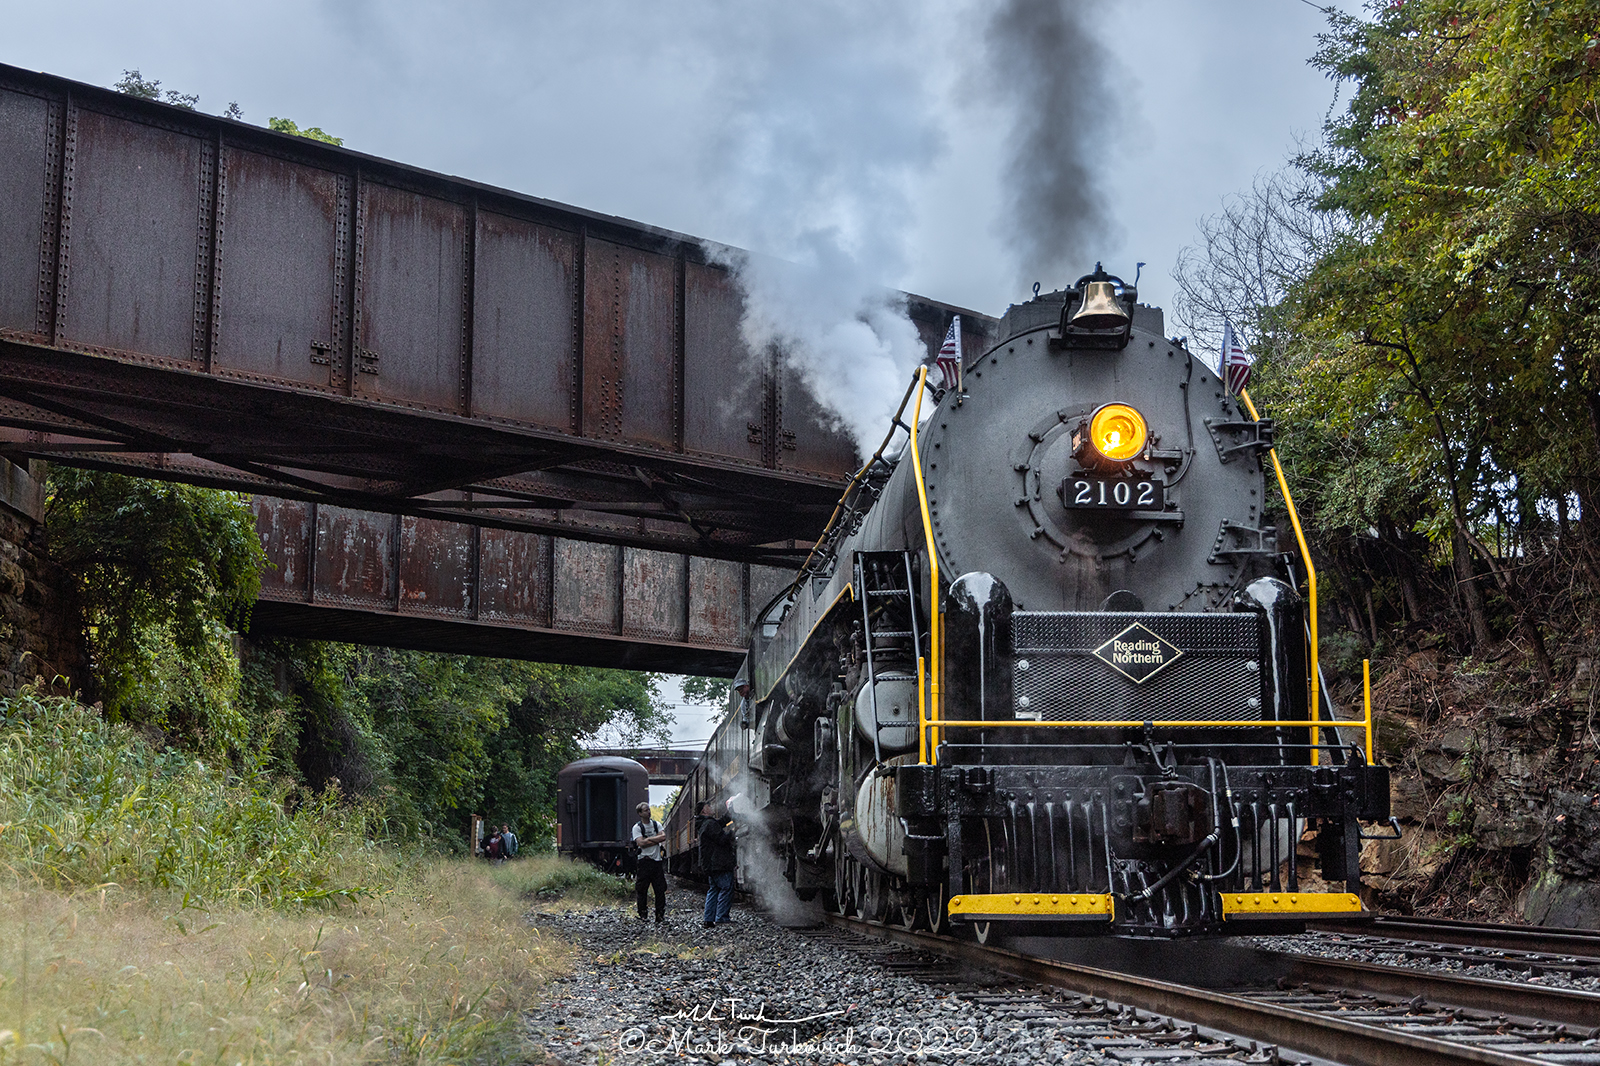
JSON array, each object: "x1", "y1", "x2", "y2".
[{"x1": 1092, "y1": 622, "x2": 1184, "y2": 684}]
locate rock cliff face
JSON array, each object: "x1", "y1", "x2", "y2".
[
  {"x1": 0, "y1": 460, "x2": 85, "y2": 697},
  {"x1": 1358, "y1": 649, "x2": 1600, "y2": 927}
]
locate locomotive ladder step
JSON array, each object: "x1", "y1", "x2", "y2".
[
  {"x1": 867, "y1": 589, "x2": 910, "y2": 597},
  {"x1": 872, "y1": 630, "x2": 914, "y2": 639}
]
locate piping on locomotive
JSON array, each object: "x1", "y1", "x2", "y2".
[{"x1": 667, "y1": 269, "x2": 1394, "y2": 938}]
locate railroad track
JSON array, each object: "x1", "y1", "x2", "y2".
[
  {"x1": 820, "y1": 913, "x2": 1600, "y2": 1066},
  {"x1": 1307, "y1": 916, "x2": 1600, "y2": 965}
]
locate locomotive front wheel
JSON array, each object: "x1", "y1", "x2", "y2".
[
  {"x1": 924, "y1": 883, "x2": 948, "y2": 936},
  {"x1": 965, "y1": 819, "x2": 1001, "y2": 946}
]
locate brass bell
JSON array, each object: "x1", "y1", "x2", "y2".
[{"x1": 1070, "y1": 281, "x2": 1129, "y2": 330}]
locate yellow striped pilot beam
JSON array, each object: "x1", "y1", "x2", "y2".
[
  {"x1": 947, "y1": 893, "x2": 1114, "y2": 922},
  {"x1": 1220, "y1": 892, "x2": 1366, "y2": 919}
]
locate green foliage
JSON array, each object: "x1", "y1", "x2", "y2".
[
  {"x1": 515, "y1": 857, "x2": 633, "y2": 903},
  {"x1": 682, "y1": 675, "x2": 732, "y2": 706},
  {"x1": 268, "y1": 116, "x2": 343, "y2": 145},
  {"x1": 45, "y1": 469, "x2": 265, "y2": 747},
  {"x1": 113, "y1": 68, "x2": 198, "y2": 109},
  {"x1": 0, "y1": 691, "x2": 389, "y2": 907},
  {"x1": 236, "y1": 641, "x2": 669, "y2": 851},
  {"x1": 474, "y1": 662, "x2": 668, "y2": 850},
  {"x1": 1180, "y1": 0, "x2": 1600, "y2": 667}
]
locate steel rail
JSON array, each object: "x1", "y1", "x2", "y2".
[
  {"x1": 824, "y1": 914, "x2": 1579, "y2": 1066},
  {"x1": 1264, "y1": 950, "x2": 1600, "y2": 1028},
  {"x1": 1308, "y1": 915, "x2": 1600, "y2": 963}
]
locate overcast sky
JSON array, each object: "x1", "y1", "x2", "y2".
[
  {"x1": 0, "y1": 0, "x2": 1357, "y2": 758},
  {"x1": 2, "y1": 0, "x2": 1349, "y2": 319}
]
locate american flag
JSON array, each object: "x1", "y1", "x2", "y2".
[
  {"x1": 1221, "y1": 320, "x2": 1254, "y2": 395},
  {"x1": 933, "y1": 315, "x2": 962, "y2": 391}
]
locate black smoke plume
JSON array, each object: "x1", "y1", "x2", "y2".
[{"x1": 985, "y1": 0, "x2": 1123, "y2": 292}]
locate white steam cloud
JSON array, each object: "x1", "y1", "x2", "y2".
[
  {"x1": 727, "y1": 772, "x2": 822, "y2": 927},
  {"x1": 696, "y1": 2, "x2": 945, "y2": 452}
]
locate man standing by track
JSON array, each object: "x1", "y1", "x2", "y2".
[
  {"x1": 697, "y1": 799, "x2": 737, "y2": 927},
  {"x1": 632, "y1": 801, "x2": 668, "y2": 924}
]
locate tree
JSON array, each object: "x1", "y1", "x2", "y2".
[
  {"x1": 267, "y1": 117, "x2": 343, "y2": 146},
  {"x1": 1280, "y1": 0, "x2": 1600, "y2": 673},
  {"x1": 1179, "y1": 1, "x2": 1600, "y2": 672},
  {"x1": 681, "y1": 675, "x2": 732, "y2": 708},
  {"x1": 113, "y1": 69, "x2": 198, "y2": 110},
  {"x1": 45, "y1": 469, "x2": 265, "y2": 748}
]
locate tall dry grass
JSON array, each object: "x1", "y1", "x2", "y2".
[
  {"x1": 0, "y1": 693, "x2": 579, "y2": 1063},
  {"x1": 0, "y1": 861, "x2": 565, "y2": 1064}
]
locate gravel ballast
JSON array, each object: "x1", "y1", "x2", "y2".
[{"x1": 522, "y1": 891, "x2": 1283, "y2": 1065}]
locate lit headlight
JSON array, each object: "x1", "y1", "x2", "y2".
[{"x1": 1088, "y1": 403, "x2": 1148, "y2": 462}]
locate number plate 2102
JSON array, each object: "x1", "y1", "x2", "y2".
[{"x1": 1061, "y1": 477, "x2": 1164, "y2": 510}]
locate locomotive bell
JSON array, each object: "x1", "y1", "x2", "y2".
[{"x1": 1070, "y1": 281, "x2": 1129, "y2": 330}]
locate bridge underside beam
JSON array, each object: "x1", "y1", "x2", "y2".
[{"x1": 250, "y1": 496, "x2": 786, "y2": 676}]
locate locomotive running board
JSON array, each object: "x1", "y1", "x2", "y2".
[
  {"x1": 947, "y1": 892, "x2": 1114, "y2": 922},
  {"x1": 1219, "y1": 891, "x2": 1366, "y2": 920}
]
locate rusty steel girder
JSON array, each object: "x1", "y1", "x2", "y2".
[
  {"x1": 249, "y1": 496, "x2": 792, "y2": 675},
  {"x1": 0, "y1": 63, "x2": 994, "y2": 565}
]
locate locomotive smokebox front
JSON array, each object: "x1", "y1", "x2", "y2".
[{"x1": 918, "y1": 267, "x2": 1277, "y2": 616}]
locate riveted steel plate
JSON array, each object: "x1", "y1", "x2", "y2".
[
  {"x1": 357, "y1": 182, "x2": 468, "y2": 411},
  {"x1": 583, "y1": 237, "x2": 677, "y2": 447},
  {"x1": 314, "y1": 505, "x2": 396, "y2": 608},
  {"x1": 62, "y1": 109, "x2": 204, "y2": 359},
  {"x1": 688, "y1": 556, "x2": 745, "y2": 645},
  {"x1": 0, "y1": 87, "x2": 49, "y2": 336},
  {"x1": 399, "y1": 515, "x2": 474, "y2": 617},
  {"x1": 215, "y1": 149, "x2": 343, "y2": 387},
  {"x1": 621, "y1": 547, "x2": 687, "y2": 640},
  {"x1": 478, "y1": 527, "x2": 550, "y2": 624},
  {"x1": 683, "y1": 261, "x2": 765, "y2": 464},
  {"x1": 253, "y1": 496, "x2": 312, "y2": 600},
  {"x1": 471, "y1": 211, "x2": 577, "y2": 430},
  {"x1": 553, "y1": 538, "x2": 621, "y2": 634}
]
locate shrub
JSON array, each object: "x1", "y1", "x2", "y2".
[{"x1": 0, "y1": 692, "x2": 388, "y2": 907}]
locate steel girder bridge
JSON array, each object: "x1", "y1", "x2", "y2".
[{"x1": 0, "y1": 64, "x2": 994, "y2": 673}]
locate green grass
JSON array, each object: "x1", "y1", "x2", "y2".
[
  {"x1": 500, "y1": 854, "x2": 634, "y2": 906},
  {"x1": 0, "y1": 691, "x2": 391, "y2": 908}
]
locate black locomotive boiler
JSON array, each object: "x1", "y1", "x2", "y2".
[{"x1": 673, "y1": 268, "x2": 1391, "y2": 939}]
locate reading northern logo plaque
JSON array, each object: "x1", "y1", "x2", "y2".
[{"x1": 1092, "y1": 623, "x2": 1183, "y2": 684}]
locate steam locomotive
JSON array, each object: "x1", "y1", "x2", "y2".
[{"x1": 666, "y1": 269, "x2": 1391, "y2": 939}]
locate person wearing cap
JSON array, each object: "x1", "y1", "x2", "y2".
[
  {"x1": 631, "y1": 801, "x2": 668, "y2": 923},
  {"x1": 732, "y1": 662, "x2": 754, "y2": 729}
]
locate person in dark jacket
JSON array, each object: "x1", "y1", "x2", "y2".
[{"x1": 696, "y1": 800, "x2": 736, "y2": 926}]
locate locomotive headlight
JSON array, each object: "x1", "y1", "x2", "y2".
[{"x1": 1088, "y1": 403, "x2": 1148, "y2": 461}]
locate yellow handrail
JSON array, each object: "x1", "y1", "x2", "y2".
[
  {"x1": 916, "y1": 655, "x2": 928, "y2": 765},
  {"x1": 1239, "y1": 388, "x2": 1320, "y2": 765},
  {"x1": 1363, "y1": 658, "x2": 1374, "y2": 766},
  {"x1": 928, "y1": 718, "x2": 1350, "y2": 730},
  {"x1": 908, "y1": 367, "x2": 941, "y2": 764}
]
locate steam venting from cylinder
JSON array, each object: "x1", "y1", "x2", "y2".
[
  {"x1": 727, "y1": 772, "x2": 822, "y2": 927},
  {"x1": 983, "y1": 0, "x2": 1123, "y2": 292}
]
